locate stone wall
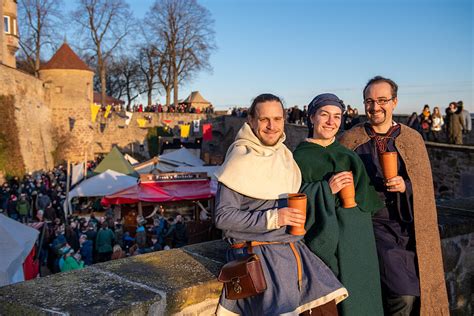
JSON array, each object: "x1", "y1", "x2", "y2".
[
  {"x1": 0, "y1": 64, "x2": 54, "y2": 173},
  {"x1": 91, "y1": 112, "x2": 218, "y2": 158},
  {"x1": 427, "y1": 143, "x2": 474, "y2": 199}
]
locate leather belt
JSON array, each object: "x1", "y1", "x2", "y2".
[{"x1": 231, "y1": 241, "x2": 303, "y2": 291}]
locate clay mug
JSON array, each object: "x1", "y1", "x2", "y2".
[
  {"x1": 287, "y1": 193, "x2": 307, "y2": 236},
  {"x1": 380, "y1": 152, "x2": 398, "y2": 180},
  {"x1": 339, "y1": 172, "x2": 357, "y2": 208}
]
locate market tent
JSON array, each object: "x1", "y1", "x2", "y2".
[
  {"x1": 93, "y1": 147, "x2": 139, "y2": 177},
  {"x1": 66, "y1": 169, "x2": 138, "y2": 213},
  {"x1": 183, "y1": 91, "x2": 211, "y2": 110},
  {"x1": 159, "y1": 148, "x2": 205, "y2": 167},
  {"x1": 102, "y1": 179, "x2": 213, "y2": 205},
  {"x1": 0, "y1": 214, "x2": 39, "y2": 287}
]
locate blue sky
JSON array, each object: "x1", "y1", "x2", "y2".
[{"x1": 66, "y1": 0, "x2": 473, "y2": 114}]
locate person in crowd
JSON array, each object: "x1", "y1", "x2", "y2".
[
  {"x1": 95, "y1": 222, "x2": 115, "y2": 262},
  {"x1": 430, "y1": 106, "x2": 444, "y2": 142},
  {"x1": 214, "y1": 93, "x2": 347, "y2": 315},
  {"x1": 79, "y1": 234, "x2": 93, "y2": 266},
  {"x1": 458, "y1": 100, "x2": 471, "y2": 137},
  {"x1": 293, "y1": 93, "x2": 384, "y2": 316},
  {"x1": 446, "y1": 101, "x2": 465, "y2": 144},
  {"x1": 165, "y1": 214, "x2": 188, "y2": 248},
  {"x1": 111, "y1": 244, "x2": 126, "y2": 260},
  {"x1": 406, "y1": 112, "x2": 421, "y2": 135},
  {"x1": 60, "y1": 247, "x2": 84, "y2": 272},
  {"x1": 340, "y1": 76, "x2": 449, "y2": 315},
  {"x1": 419, "y1": 104, "x2": 431, "y2": 140},
  {"x1": 7, "y1": 194, "x2": 19, "y2": 221},
  {"x1": 135, "y1": 215, "x2": 148, "y2": 250},
  {"x1": 16, "y1": 193, "x2": 29, "y2": 223},
  {"x1": 65, "y1": 221, "x2": 80, "y2": 252}
]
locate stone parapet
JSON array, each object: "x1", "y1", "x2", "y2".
[
  {"x1": 0, "y1": 202, "x2": 472, "y2": 315},
  {"x1": 0, "y1": 240, "x2": 227, "y2": 315}
]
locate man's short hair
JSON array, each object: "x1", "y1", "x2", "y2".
[
  {"x1": 363, "y1": 76, "x2": 398, "y2": 99},
  {"x1": 248, "y1": 93, "x2": 285, "y2": 118}
]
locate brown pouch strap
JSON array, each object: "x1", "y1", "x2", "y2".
[{"x1": 230, "y1": 241, "x2": 303, "y2": 291}]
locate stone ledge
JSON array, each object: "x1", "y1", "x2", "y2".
[{"x1": 0, "y1": 240, "x2": 227, "y2": 316}]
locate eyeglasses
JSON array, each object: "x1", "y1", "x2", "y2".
[{"x1": 363, "y1": 98, "x2": 394, "y2": 106}]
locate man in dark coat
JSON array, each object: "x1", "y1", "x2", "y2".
[
  {"x1": 446, "y1": 102, "x2": 465, "y2": 144},
  {"x1": 340, "y1": 76, "x2": 449, "y2": 316}
]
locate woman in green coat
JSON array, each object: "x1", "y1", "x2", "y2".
[{"x1": 293, "y1": 93, "x2": 384, "y2": 316}]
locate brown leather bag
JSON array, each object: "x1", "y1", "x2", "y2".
[{"x1": 217, "y1": 253, "x2": 267, "y2": 300}]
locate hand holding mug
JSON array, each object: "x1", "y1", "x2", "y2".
[
  {"x1": 329, "y1": 171, "x2": 354, "y2": 194},
  {"x1": 385, "y1": 176, "x2": 406, "y2": 193}
]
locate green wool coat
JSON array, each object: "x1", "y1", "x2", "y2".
[{"x1": 293, "y1": 140, "x2": 384, "y2": 316}]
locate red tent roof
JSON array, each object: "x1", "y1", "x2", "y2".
[
  {"x1": 102, "y1": 179, "x2": 213, "y2": 205},
  {"x1": 41, "y1": 43, "x2": 93, "y2": 71}
]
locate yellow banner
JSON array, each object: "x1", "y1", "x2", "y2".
[
  {"x1": 90, "y1": 103, "x2": 101, "y2": 122},
  {"x1": 137, "y1": 118, "x2": 147, "y2": 128},
  {"x1": 104, "y1": 105, "x2": 112, "y2": 118},
  {"x1": 180, "y1": 124, "x2": 190, "y2": 138}
]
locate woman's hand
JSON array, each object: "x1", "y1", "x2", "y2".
[
  {"x1": 329, "y1": 171, "x2": 353, "y2": 194},
  {"x1": 278, "y1": 207, "x2": 305, "y2": 227}
]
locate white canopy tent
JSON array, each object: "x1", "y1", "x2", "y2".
[
  {"x1": 159, "y1": 148, "x2": 205, "y2": 166},
  {"x1": 66, "y1": 169, "x2": 138, "y2": 214},
  {"x1": 0, "y1": 214, "x2": 39, "y2": 287}
]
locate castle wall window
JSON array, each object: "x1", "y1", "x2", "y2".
[
  {"x1": 4, "y1": 16, "x2": 10, "y2": 34},
  {"x1": 55, "y1": 86, "x2": 63, "y2": 94}
]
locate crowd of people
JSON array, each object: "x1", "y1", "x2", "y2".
[
  {"x1": 127, "y1": 102, "x2": 214, "y2": 114},
  {"x1": 0, "y1": 163, "x2": 189, "y2": 276},
  {"x1": 407, "y1": 101, "x2": 471, "y2": 144}
]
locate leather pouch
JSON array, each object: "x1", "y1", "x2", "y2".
[{"x1": 217, "y1": 254, "x2": 267, "y2": 300}]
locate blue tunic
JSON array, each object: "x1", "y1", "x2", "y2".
[{"x1": 215, "y1": 184, "x2": 348, "y2": 315}]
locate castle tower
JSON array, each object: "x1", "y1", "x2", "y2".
[
  {"x1": 1, "y1": 0, "x2": 19, "y2": 68},
  {"x1": 39, "y1": 43, "x2": 95, "y2": 162}
]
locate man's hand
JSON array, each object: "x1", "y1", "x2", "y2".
[
  {"x1": 329, "y1": 171, "x2": 353, "y2": 194},
  {"x1": 278, "y1": 207, "x2": 305, "y2": 227},
  {"x1": 385, "y1": 176, "x2": 406, "y2": 193}
]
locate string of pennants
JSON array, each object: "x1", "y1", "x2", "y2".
[{"x1": 89, "y1": 103, "x2": 213, "y2": 140}]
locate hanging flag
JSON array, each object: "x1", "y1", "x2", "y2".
[
  {"x1": 137, "y1": 118, "x2": 147, "y2": 128},
  {"x1": 193, "y1": 120, "x2": 200, "y2": 133},
  {"x1": 203, "y1": 123, "x2": 213, "y2": 141},
  {"x1": 104, "y1": 105, "x2": 112, "y2": 118},
  {"x1": 125, "y1": 111, "x2": 133, "y2": 125},
  {"x1": 90, "y1": 103, "x2": 101, "y2": 122},
  {"x1": 71, "y1": 163, "x2": 84, "y2": 187},
  {"x1": 180, "y1": 124, "x2": 190, "y2": 138},
  {"x1": 163, "y1": 119, "x2": 172, "y2": 126}
]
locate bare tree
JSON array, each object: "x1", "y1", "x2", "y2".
[
  {"x1": 17, "y1": 0, "x2": 63, "y2": 77},
  {"x1": 146, "y1": 0, "x2": 216, "y2": 107},
  {"x1": 71, "y1": 0, "x2": 134, "y2": 106}
]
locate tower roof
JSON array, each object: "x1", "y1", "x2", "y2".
[{"x1": 41, "y1": 43, "x2": 93, "y2": 71}]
